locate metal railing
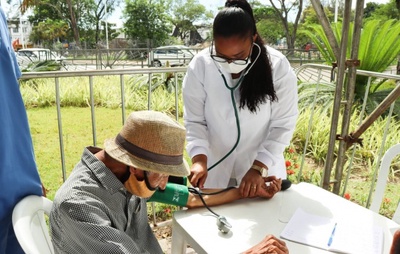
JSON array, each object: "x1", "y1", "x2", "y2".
[
  {"x1": 295, "y1": 64, "x2": 400, "y2": 209},
  {"x1": 49, "y1": 48, "x2": 330, "y2": 70},
  {"x1": 21, "y1": 67, "x2": 187, "y2": 182},
  {"x1": 21, "y1": 63, "x2": 400, "y2": 214}
]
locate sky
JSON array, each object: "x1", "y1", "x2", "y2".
[{"x1": 0, "y1": 0, "x2": 392, "y2": 27}]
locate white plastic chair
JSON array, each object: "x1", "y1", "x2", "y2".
[
  {"x1": 369, "y1": 144, "x2": 400, "y2": 224},
  {"x1": 12, "y1": 195, "x2": 54, "y2": 254}
]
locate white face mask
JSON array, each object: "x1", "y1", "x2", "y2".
[
  {"x1": 219, "y1": 61, "x2": 251, "y2": 74},
  {"x1": 215, "y1": 43, "x2": 261, "y2": 75}
]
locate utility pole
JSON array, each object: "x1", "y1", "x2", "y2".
[
  {"x1": 19, "y1": 0, "x2": 25, "y2": 48},
  {"x1": 104, "y1": 0, "x2": 109, "y2": 49},
  {"x1": 334, "y1": 0, "x2": 338, "y2": 22}
]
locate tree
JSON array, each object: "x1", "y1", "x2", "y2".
[
  {"x1": 123, "y1": 0, "x2": 170, "y2": 47},
  {"x1": 86, "y1": 0, "x2": 120, "y2": 48},
  {"x1": 22, "y1": 0, "x2": 119, "y2": 48},
  {"x1": 301, "y1": 5, "x2": 334, "y2": 25},
  {"x1": 253, "y1": 5, "x2": 284, "y2": 45},
  {"x1": 20, "y1": 0, "x2": 81, "y2": 46},
  {"x1": 268, "y1": 0, "x2": 304, "y2": 51},
  {"x1": 169, "y1": 0, "x2": 213, "y2": 45},
  {"x1": 29, "y1": 19, "x2": 68, "y2": 48},
  {"x1": 365, "y1": 0, "x2": 400, "y2": 21},
  {"x1": 363, "y1": 2, "x2": 380, "y2": 19},
  {"x1": 296, "y1": 4, "x2": 335, "y2": 48}
]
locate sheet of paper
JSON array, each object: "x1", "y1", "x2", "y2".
[{"x1": 280, "y1": 208, "x2": 383, "y2": 254}]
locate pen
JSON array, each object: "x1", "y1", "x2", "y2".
[{"x1": 327, "y1": 223, "x2": 337, "y2": 247}]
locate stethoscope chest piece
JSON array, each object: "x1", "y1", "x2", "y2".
[{"x1": 216, "y1": 215, "x2": 232, "y2": 234}]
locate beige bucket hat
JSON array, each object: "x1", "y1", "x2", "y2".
[{"x1": 104, "y1": 110, "x2": 190, "y2": 177}]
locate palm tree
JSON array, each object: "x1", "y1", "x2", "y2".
[
  {"x1": 299, "y1": 19, "x2": 400, "y2": 115},
  {"x1": 20, "y1": 0, "x2": 81, "y2": 47}
]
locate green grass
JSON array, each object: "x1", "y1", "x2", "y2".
[
  {"x1": 28, "y1": 107, "x2": 123, "y2": 200},
  {"x1": 28, "y1": 106, "x2": 188, "y2": 223},
  {"x1": 28, "y1": 106, "x2": 189, "y2": 201}
]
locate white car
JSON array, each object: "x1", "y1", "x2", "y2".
[
  {"x1": 17, "y1": 48, "x2": 65, "y2": 62},
  {"x1": 150, "y1": 45, "x2": 196, "y2": 67}
]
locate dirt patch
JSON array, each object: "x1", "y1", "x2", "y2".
[
  {"x1": 153, "y1": 223, "x2": 172, "y2": 239},
  {"x1": 152, "y1": 222, "x2": 196, "y2": 254}
]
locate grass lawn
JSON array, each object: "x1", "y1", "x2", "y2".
[{"x1": 28, "y1": 106, "x2": 124, "y2": 200}]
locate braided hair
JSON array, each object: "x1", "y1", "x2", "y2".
[{"x1": 213, "y1": 0, "x2": 277, "y2": 112}]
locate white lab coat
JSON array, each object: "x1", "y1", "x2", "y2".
[{"x1": 183, "y1": 46, "x2": 298, "y2": 188}]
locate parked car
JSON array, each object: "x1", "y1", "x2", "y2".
[
  {"x1": 16, "y1": 48, "x2": 66, "y2": 71},
  {"x1": 150, "y1": 45, "x2": 196, "y2": 67},
  {"x1": 16, "y1": 48, "x2": 65, "y2": 62},
  {"x1": 15, "y1": 52, "x2": 38, "y2": 70}
]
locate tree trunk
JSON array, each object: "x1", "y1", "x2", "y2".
[
  {"x1": 66, "y1": 0, "x2": 80, "y2": 47},
  {"x1": 268, "y1": 0, "x2": 303, "y2": 55}
]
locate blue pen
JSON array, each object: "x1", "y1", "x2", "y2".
[{"x1": 327, "y1": 223, "x2": 337, "y2": 247}]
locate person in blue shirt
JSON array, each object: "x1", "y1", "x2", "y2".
[{"x1": 0, "y1": 6, "x2": 43, "y2": 254}]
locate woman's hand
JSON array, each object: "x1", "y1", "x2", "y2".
[
  {"x1": 239, "y1": 168, "x2": 281, "y2": 198},
  {"x1": 239, "y1": 169, "x2": 267, "y2": 198},
  {"x1": 257, "y1": 176, "x2": 282, "y2": 199},
  {"x1": 242, "y1": 234, "x2": 289, "y2": 254},
  {"x1": 189, "y1": 154, "x2": 208, "y2": 188}
]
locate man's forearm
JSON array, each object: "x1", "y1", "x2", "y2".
[{"x1": 186, "y1": 188, "x2": 242, "y2": 208}]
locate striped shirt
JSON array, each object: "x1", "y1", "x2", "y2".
[{"x1": 50, "y1": 147, "x2": 163, "y2": 254}]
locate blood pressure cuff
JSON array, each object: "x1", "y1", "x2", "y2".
[{"x1": 148, "y1": 182, "x2": 189, "y2": 207}]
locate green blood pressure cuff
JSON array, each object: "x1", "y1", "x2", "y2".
[{"x1": 148, "y1": 182, "x2": 189, "y2": 207}]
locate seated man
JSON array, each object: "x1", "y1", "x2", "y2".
[{"x1": 50, "y1": 110, "x2": 288, "y2": 254}]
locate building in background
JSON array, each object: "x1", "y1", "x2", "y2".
[{"x1": 6, "y1": 12, "x2": 33, "y2": 50}]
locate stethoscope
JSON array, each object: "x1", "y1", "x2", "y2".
[
  {"x1": 207, "y1": 43, "x2": 261, "y2": 172},
  {"x1": 188, "y1": 186, "x2": 235, "y2": 233},
  {"x1": 191, "y1": 44, "x2": 293, "y2": 234},
  {"x1": 191, "y1": 44, "x2": 261, "y2": 234}
]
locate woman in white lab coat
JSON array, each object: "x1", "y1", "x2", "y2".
[{"x1": 182, "y1": 0, "x2": 298, "y2": 197}]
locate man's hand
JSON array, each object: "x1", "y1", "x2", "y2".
[
  {"x1": 243, "y1": 235, "x2": 289, "y2": 254},
  {"x1": 242, "y1": 235, "x2": 289, "y2": 254}
]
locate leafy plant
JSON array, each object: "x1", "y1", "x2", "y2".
[
  {"x1": 22, "y1": 60, "x2": 64, "y2": 72},
  {"x1": 299, "y1": 19, "x2": 400, "y2": 116}
]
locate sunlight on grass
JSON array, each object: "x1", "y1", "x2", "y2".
[
  {"x1": 28, "y1": 107, "x2": 123, "y2": 199},
  {"x1": 27, "y1": 106, "x2": 189, "y2": 201}
]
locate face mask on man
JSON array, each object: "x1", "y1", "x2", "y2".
[{"x1": 124, "y1": 171, "x2": 156, "y2": 198}]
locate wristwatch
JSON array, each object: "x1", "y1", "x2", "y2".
[{"x1": 251, "y1": 164, "x2": 268, "y2": 177}]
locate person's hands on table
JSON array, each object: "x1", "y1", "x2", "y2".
[
  {"x1": 239, "y1": 168, "x2": 281, "y2": 198},
  {"x1": 242, "y1": 234, "x2": 289, "y2": 254}
]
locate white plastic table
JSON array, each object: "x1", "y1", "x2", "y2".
[{"x1": 171, "y1": 182, "x2": 400, "y2": 254}]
